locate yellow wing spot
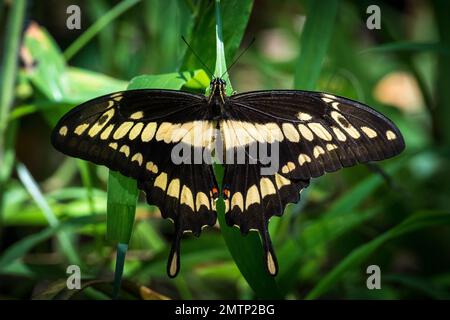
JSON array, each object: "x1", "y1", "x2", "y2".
[
  {"x1": 266, "y1": 251, "x2": 277, "y2": 275},
  {"x1": 313, "y1": 146, "x2": 325, "y2": 158},
  {"x1": 224, "y1": 197, "x2": 230, "y2": 213},
  {"x1": 113, "y1": 121, "x2": 133, "y2": 140},
  {"x1": 172, "y1": 122, "x2": 194, "y2": 143},
  {"x1": 386, "y1": 130, "x2": 397, "y2": 140},
  {"x1": 245, "y1": 185, "x2": 260, "y2": 210},
  {"x1": 145, "y1": 161, "x2": 158, "y2": 174},
  {"x1": 74, "y1": 124, "x2": 89, "y2": 135},
  {"x1": 131, "y1": 153, "x2": 143, "y2": 166},
  {"x1": 259, "y1": 177, "x2": 276, "y2": 198},
  {"x1": 196, "y1": 192, "x2": 210, "y2": 210},
  {"x1": 297, "y1": 112, "x2": 312, "y2": 121},
  {"x1": 165, "y1": 123, "x2": 181, "y2": 144},
  {"x1": 231, "y1": 192, "x2": 244, "y2": 211},
  {"x1": 298, "y1": 124, "x2": 314, "y2": 141},
  {"x1": 59, "y1": 126, "x2": 68, "y2": 136},
  {"x1": 331, "y1": 102, "x2": 340, "y2": 110},
  {"x1": 111, "y1": 93, "x2": 123, "y2": 102},
  {"x1": 255, "y1": 123, "x2": 271, "y2": 142},
  {"x1": 166, "y1": 179, "x2": 180, "y2": 198},
  {"x1": 180, "y1": 185, "x2": 195, "y2": 210},
  {"x1": 141, "y1": 122, "x2": 157, "y2": 142},
  {"x1": 130, "y1": 111, "x2": 144, "y2": 120},
  {"x1": 129, "y1": 122, "x2": 144, "y2": 140},
  {"x1": 331, "y1": 111, "x2": 360, "y2": 139},
  {"x1": 326, "y1": 143, "x2": 338, "y2": 151},
  {"x1": 298, "y1": 153, "x2": 311, "y2": 165},
  {"x1": 243, "y1": 122, "x2": 264, "y2": 143},
  {"x1": 156, "y1": 122, "x2": 173, "y2": 142},
  {"x1": 275, "y1": 173, "x2": 290, "y2": 189},
  {"x1": 281, "y1": 161, "x2": 296, "y2": 174},
  {"x1": 88, "y1": 109, "x2": 115, "y2": 138},
  {"x1": 265, "y1": 123, "x2": 284, "y2": 143},
  {"x1": 361, "y1": 126, "x2": 378, "y2": 138},
  {"x1": 108, "y1": 142, "x2": 118, "y2": 150},
  {"x1": 154, "y1": 172, "x2": 168, "y2": 191},
  {"x1": 169, "y1": 252, "x2": 178, "y2": 277},
  {"x1": 332, "y1": 126, "x2": 347, "y2": 142},
  {"x1": 282, "y1": 123, "x2": 300, "y2": 142},
  {"x1": 321, "y1": 97, "x2": 333, "y2": 103},
  {"x1": 119, "y1": 145, "x2": 130, "y2": 157},
  {"x1": 308, "y1": 122, "x2": 332, "y2": 141},
  {"x1": 100, "y1": 124, "x2": 115, "y2": 140},
  {"x1": 323, "y1": 93, "x2": 337, "y2": 99}
]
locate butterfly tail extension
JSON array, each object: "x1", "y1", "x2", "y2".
[
  {"x1": 261, "y1": 220, "x2": 278, "y2": 276},
  {"x1": 167, "y1": 222, "x2": 182, "y2": 278}
]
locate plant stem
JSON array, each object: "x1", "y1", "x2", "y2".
[
  {"x1": 0, "y1": 0, "x2": 26, "y2": 225},
  {"x1": 213, "y1": 0, "x2": 233, "y2": 94},
  {"x1": 113, "y1": 243, "x2": 128, "y2": 299}
]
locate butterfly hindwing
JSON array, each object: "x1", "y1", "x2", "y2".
[{"x1": 222, "y1": 160, "x2": 310, "y2": 275}]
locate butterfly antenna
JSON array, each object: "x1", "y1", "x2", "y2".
[
  {"x1": 220, "y1": 37, "x2": 256, "y2": 79},
  {"x1": 181, "y1": 36, "x2": 214, "y2": 78}
]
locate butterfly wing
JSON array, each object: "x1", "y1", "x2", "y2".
[
  {"x1": 51, "y1": 89, "x2": 218, "y2": 277},
  {"x1": 220, "y1": 90, "x2": 405, "y2": 274}
]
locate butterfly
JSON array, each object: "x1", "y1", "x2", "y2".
[{"x1": 51, "y1": 77, "x2": 405, "y2": 277}]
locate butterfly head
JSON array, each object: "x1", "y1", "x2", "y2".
[{"x1": 208, "y1": 78, "x2": 227, "y2": 104}]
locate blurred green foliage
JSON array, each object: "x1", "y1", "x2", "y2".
[{"x1": 0, "y1": 0, "x2": 449, "y2": 300}]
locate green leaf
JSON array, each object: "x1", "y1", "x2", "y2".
[
  {"x1": 129, "y1": 70, "x2": 209, "y2": 91},
  {"x1": 306, "y1": 211, "x2": 450, "y2": 299},
  {"x1": 106, "y1": 173, "x2": 138, "y2": 244},
  {"x1": 294, "y1": 0, "x2": 338, "y2": 90},
  {"x1": 65, "y1": 67, "x2": 127, "y2": 101},
  {"x1": 22, "y1": 23, "x2": 67, "y2": 102},
  {"x1": 180, "y1": 0, "x2": 253, "y2": 81}
]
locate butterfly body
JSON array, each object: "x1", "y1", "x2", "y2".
[{"x1": 51, "y1": 77, "x2": 405, "y2": 277}]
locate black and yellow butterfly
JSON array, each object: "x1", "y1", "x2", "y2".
[{"x1": 51, "y1": 78, "x2": 405, "y2": 277}]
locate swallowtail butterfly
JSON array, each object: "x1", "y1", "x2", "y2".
[{"x1": 51, "y1": 78, "x2": 405, "y2": 277}]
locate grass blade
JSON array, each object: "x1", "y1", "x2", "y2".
[
  {"x1": 0, "y1": 215, "x2": 103, "y2": 272},
  {"x1": 16, "y1": 163, "x2": 81, "y2": 265},
  {"x1": 64, "y1": 0, "x2": 141, "y2": 61},
  {"x1": 0, "y1": 0, "x2": 26, "y2": 220},
  {"x1": 294, "y1": 0, "x2": 338, "y2": 90},
  {"x1": 360, "y1": 41, "x2": 449, "y2": 54},
  {"x1": 306, "y1": 211, "x2": 450, "y2": 299}
]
